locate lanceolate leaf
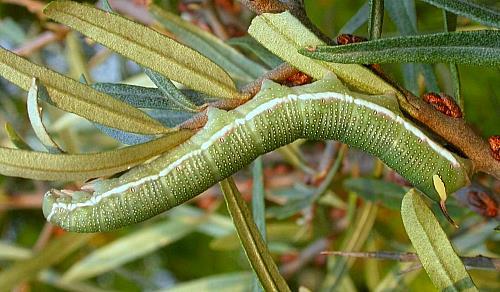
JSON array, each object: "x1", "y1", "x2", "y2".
[
  {"x1": 220, "y1": 178, "x2": 291, "y2": 292},
  {"x1": 401, "y1": 189, "x2": 478, "y2": 291},
  {"x1": 419, "y1": 0, "x2": 500, "y2": 29},
  {"x1": 301, "y1": 30, "x2": 500, "y2": 66},
  {"x1": 92, "y1": 83, "x2": 177, "y2": 110},
  {"x1": 0, "y1": 130, "x2": 194, "y2": 181},
  {"x1": 44, "y1": 1, "x2": 240, "y2": 99},
  {"x1": 226, "y1": 36, "x2": 283, "y2": 68},
  {"x1": 4, "y1": 123, "x2": 32, "y2": 150},
  {"x1": 144, "y1": 68, "x2": 200, "y2": 112},
  {"x1": 62, "y1": 218, "x2": 199, "y2": 282},
  {"x1": 27, "y1": 79, "x2": 64, "y2": 153},
  {"x1": 0, "y1": 47, "x2": 166, "y2": 134},
  {"x1": 151, "y1": 6, "x2": 265, "y2": 82},
  {"x1": 248, "y1": 11, "x2": 394, "y2": 95}
]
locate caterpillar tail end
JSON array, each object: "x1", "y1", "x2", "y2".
[{"x1": 439, "y1": 200, "x2": 459, "y2": 229}]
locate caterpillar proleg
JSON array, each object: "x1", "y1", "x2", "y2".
[{"x1": 43, "y1": 77, "x2": 471, "y2": 232}]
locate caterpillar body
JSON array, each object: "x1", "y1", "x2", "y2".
[{"x1": 43, "y1": 77, "x2": 471, "y2": 232}]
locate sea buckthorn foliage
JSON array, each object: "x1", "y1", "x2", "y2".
[{"x1": 0, "y1": 0, "x2": 498, "y2": 291}]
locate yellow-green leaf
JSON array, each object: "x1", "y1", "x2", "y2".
[
  {"x1": 401, "y1": 189, "x2": 478, "y2": 291},
  {"x1": 248, "y1": 11, "x2": 394, "y2": 95},
  {"x1": 0, "y1": 130, "x2": 194, "y2": 181},
  {"x1": 0, "y1": 233, "x2": 93, "y2": 291},
  {"x1": 0, "y1": 47, "x2": 166, "y2": 134},
  {"x1": 44, "y1": 0, "x2": 240, "y2": 99}
]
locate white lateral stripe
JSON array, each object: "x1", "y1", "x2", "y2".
[{"x1": 48, "y1": 92, "x2": 459, "y2": 216}]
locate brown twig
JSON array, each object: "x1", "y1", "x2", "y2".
[
  {"x1": 13, "y1": 28, "x2": 69, "y2": 57},
  {"x1": 321, "y1": 251, "x2": 500, "y2": 271}
]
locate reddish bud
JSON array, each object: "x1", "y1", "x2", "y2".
[
  {"x1": 422, "y1": 92, "x2": 463, "y2": 118},
  {"x1": 489, "y1": 136, "x2": 500, "y2": 161},
  {"x1": 468, "y1": 190, "x2": 498, "y2": 218},
  {"x1": 284, "y1": 71, "x2": 313, "y2": 87},
  {"x1": 336, "y1": 34, "x2": 367, "y2": 45}
]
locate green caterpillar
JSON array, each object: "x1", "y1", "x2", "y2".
[{"x1": 43, "y1": 77, "x2": 471, "y2": 232}]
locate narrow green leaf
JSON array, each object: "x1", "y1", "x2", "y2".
[
  {"x1": 226, "y1": 36, "x2": 283, "y2": 68},
  {"x1": 0, "y1": 242, "x2": 32, "y2": 260},
  {"x1": 219, "y1": 178, "x2": 291, "y2": 292},
  {"x1": 38, "y1": 270, "x2": 109, "y2": 292},
  {"x1": 4, "y1": 123, "x2": 31, "y2": 150},
  {"x1": 27, "y1": 79, "x2": 64, "y2": 153},
  {"x1": 44, "y1": 1, "x2": 239, "y2": 99},
  {"x1": 151, "y1": 6, "x2": 265, "y2": 82},
  {"x1": 443, "y1": 10, "x2": 463, "y2": 110},
  {"x1": 401, "y1": 189, "x2": 478, "y2": 291},
  {"x1": 0, "y1": 46, "x2": 166, "y2": 134},
  {"x1": 251, "y1": 157, "x2": 266, "y2": 240},
  {"x1": 144, "y1": 68, "x2": 200, "y2": 112},
  {"x1": 419, "y1": 0, "x2": 500, "y2": 29},
  {"x1": 92, "y1": 83, "x2": 178, "y2": 110},
  {"x1": 0, "y1": 233, "x2": 93, "y2": 291},
  {"x1": 0, "y1": 129, "x2": 194, "y2": 181},
  {"x1": 251, "y1": 157, "x2": 266, "y2": 292},
  {"x1": 301, "y1": 31, "x2": 500, "y2": 66},
  {"x1": 343, "y1": 178, "x2": 407, "y2": 210},
  {"x1": 385, "y1": 0, "x2": 439, "y2": 92},
  {"x1": 368, "y1": 0, "x2": 384, "y2": 40},
  {"x1": 248, "y1": 11, "x2": 395, "y2": 95},
  {"x1": 339, "y1": 2, "x2": 369, "y2": 34},
  {"x1": 62, "y1": 218, "x2": 198, "y2": 282},
  {"x1": 162, "y1": 272, "x2": 252, "y2": 292}
]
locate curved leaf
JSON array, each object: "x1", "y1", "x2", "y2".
[
  {"x1": 0, "y1": 47, "x2": 167, "y2": 134},
  {"x1": 248, "y1": 11, "x2": 394, "y2": 95},
  {"x1": 0, "y1": 130, "x2": 194, "y2": 181},
  {"x1": 301, "y1": 30, "x2": 500, "y2": 66},
  {"x1": 401, "y1": 189, "x2": 478, "y2": 291},
  {"x1": 4, "y1": 123, "x2": 31, "y2": 150},
  {"x1": 220, "y1": 178, "x2": 291, "y2": 292},
  {"x1": 419, "y1": 0, "x2": 500, "y2": 29},
  {"x1": 27, "y1": 79, "x2": 64, "y2": 153},
  {"x1": 151, "y1": 6, "x2": 265, "y2": 82},
  {"x1": 44, "y1": 0, "x2": 240, "y2": 99}
]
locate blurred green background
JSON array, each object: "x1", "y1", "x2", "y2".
[{"x1": 0, "y1": 0, "x2": 498, "y2": 291}]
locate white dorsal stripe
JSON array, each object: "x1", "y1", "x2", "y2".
[{"x1": 47, "y1": 92, "x2": 459, "y2": 218}]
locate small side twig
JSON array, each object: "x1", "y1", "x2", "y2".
[{"x1": 321, "y1": 251, "x2": 500, "y2": 271}]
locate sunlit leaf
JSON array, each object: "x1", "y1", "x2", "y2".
[
  {"x1": 27, "y1": 79, "x2": 64, "y2": 153},
  {"x1": 0, "y1": 47, "x2": 166, "y2": 134},
  {"x1": 248, "y1": 11, "x2": 394, "y2": 95},
  {"x1": 44, "y1": 1, "x2": 240, "y2": 99},
  {"x1": 401, "y1": 189, "x2": 478, "y2": 291},
  {"x1": 151, "y1": 6, "x2": 265, "y2": 83},
  {"x1": 0, "y1": 242, "x2": 32, "y2": 260},
  {"x1": 0, "y1": 130, "x2": 194, "y2": 181},
  {"x1": 220, "y1": 178, "x2": 291, "y2": 292},
  {"x1": 0, "y1": 233, "x2": 93, "y2": 291},
  {"x1": 419, "y1": 0, "x2": 500, "y2": 29},
  {"x1": 62, "y1": 218, "x2": 199, "y2": 282},
  {"x1": 301, "y1": 30, "x2": 500, "y2": 66},
  {"x1": 162, "y1": 272, "x2": 252, "y2": 292}
]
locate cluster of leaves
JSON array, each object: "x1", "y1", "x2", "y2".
[{"x1": 0, "y1": 0, "x2": 498, "y2": 291}]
